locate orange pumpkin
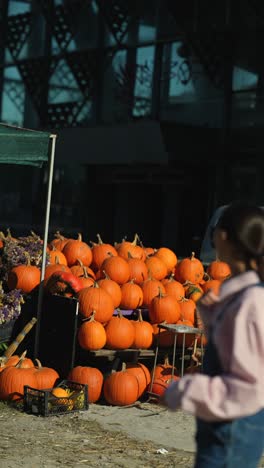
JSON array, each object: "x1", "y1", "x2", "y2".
[
  {"x1": 34, "y1": 359, "x2": 59, "y2": 390},
  {"x1": 202, "y1": 279, "x2": 222, "y2": 295},
  {"x1": 78, "y1": 283, "x2": 114, "y2": 322},
  {"x1": 127, "y1": 254, "x2": 148, "y2": 284},
  {"x1": 155, "y1": 247, "x2": 177, "y2": 274},
  {"x1": 103, "y1": 363, "x2": 139, "y2": 406},
  {"x1": 101, "y1": 255, "x2": 130, "y2": 285},
  {"x1": 68, "y1": 366, "x2": 103, "y2": 403},
  {"x1": 48, "y1": 247, "x2": 68, "y2": 265},
  {"x1": 116, "y1": 234, "x2": 146, "y2": 261},
  {"x1": 91, "y1": 234, "x2": 118, "y2": 271},
  {"x1": 7, "y1": 263, "x2": 40, "y2": 293},
  {"x1": 184, "y1": 282, "x2": 204, "y2": 303},
  {"x1": 62, "y1": 233, "x2": 92, "y2": 267},
  {"x1": 141, "y1": 277, "x2": 166, "y2": 308},
  {"x1": 0, "y1": 366, "x2": 37, "y2": 401},
  {"x1": 44, "y1": 263, "x2": 71, "y2": 283},
  {"x1": 148, "y1": 376, "x2": 180, "y2": 399},
  {"x1": 152, "y1": 323, "x2": 176, "y2": 348},
  {"x1": 70, "y1": 259, "x2": 96, "y2": 279},
  {"x1": 175, "y1": 252, "x2": 204, "y2": 284},
  {"x1": 178, "y1": 297, "x2": 196, "y2": 325},
  {"x1": 145, "y1": 256, "x2": 167, "y2": 281},
  {"x1": 149, "y1": 289, "x2": 181, "y2": 324},
  {"x1": 49, "y1": 231, "x2": 69, "y2": 251},
  {"x1": 120, "y1": 280, "x2": 143, "y2": 310},
  {"x1": 125, "y1": 362, "x2": 151, "y2": 398},
  {"x1": 105, "y1": 310, "x2": 135, "y2": 350},
  {"x1": 131, "y1": 310, "x2": 153, "y2": 349},
  {"x1": 207, "y1": 260, "x2": 231, "y2": 281},
  {"x1": 78, "y1": 312, "x2": 107, "y2": 350},
  {"x1": 97, "y1": 272, "x2": 122, "y2": 308},
  {"x1": 152, "y1": 356, "x2": 178, "y2": 380},
  {"x1": 163, "y1": 276, "x2": 185, "y2": 301}
]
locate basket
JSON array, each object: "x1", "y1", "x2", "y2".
[{"x1": 23, "y1": 380, "x2": 89, "y2": 417}]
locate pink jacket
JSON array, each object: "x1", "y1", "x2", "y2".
[{"x1": 164, "y1": 271, "x2": 264, "y2": 421}]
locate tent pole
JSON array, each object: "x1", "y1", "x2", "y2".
[{"x1": 34, "y1": 134, "x2": 57, "y2": 359}]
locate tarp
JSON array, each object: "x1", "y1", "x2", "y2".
[{"x1": 0, "y1": 123, "x2": 50, "y2": 167}]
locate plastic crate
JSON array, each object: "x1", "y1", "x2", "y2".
[{"x1": 23, "y1": 380, "x2": 89, "y2": 417}]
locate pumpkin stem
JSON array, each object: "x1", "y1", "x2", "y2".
[
  {"x1": 77, "y1": 233, "x2": 83, "y2": 242},
  {"x1": 127, "y1": 251, "x2": 134, "y2": 259},
  {"x1": 164, "y1": 355, "x2": 170, "y2": 366},
  {"x1": 102, "y1": 270, "x2": 111, "y2": 280},
  {"x1": 203, "y1": 272, "x2": 211, "y2": 281},
  {"x1": 24, "y1": 251, "x2": 31, "y2": 266},
  {"x1": 116, "y1": 308, "x2": 123, "y2": 319},
  {"x1": 83, "y1": 266, "x2": 88, "y2": 278},
  {"x1": 132, "y1": 233, "x2": 139, "y2": 246},
  {"x1": 121, "y1": 362, "x2": 127, "y2": 372},
  {"x1": 76, "y1": 258, "x2": 84, "y2": 267},
  {"x1": 158, "y1": 287, "x2": 165, "y2": 298},
  {"x1": 191, "y1": 252, "x2": 196, "y2": 260},
  {"x1": 96, "y1": 234, "x2": 104, "y2": 245},
  {"x1": 82, "y1": 311, "x2": 96, "y2": 322},
  {"x1": 35, "y1": 359, "x2": 42, "y2": 369},
  {"x1": 54, "y1": 231, "x2": 65, "y2": 240},
  {"x1": 15, "y1": 350, "x2": 28, "y2": 368},
  {"x1": 137, "y1": 309, "x2": 143, "y2": 322},
  {"x1": 54, "y1": 255, "x2": 61, "y2": 265},
  {"x1": 179, "y1": 296, "x2": 188, "y2": 303},
  {"x1": 93, "y1": 282, "x2": 99, "y2": 289}
]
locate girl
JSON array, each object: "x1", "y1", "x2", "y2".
[{"x1": 163, "y1": 203, "x2": 264, "y2": 468}]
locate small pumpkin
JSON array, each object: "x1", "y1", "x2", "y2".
[
  {"x1": 152, "y1": 356, "x2": 178, "y2": 380},
  {"x1": 175, "y1": 252, "x2": 204, "y2": 284},
  {"x1": 97, "y1": 271, "x2": 122, "y2": 308},
  {"x1": 116, "y1": 234, "x2": 146, "y2": 261},
  {"x1": 7, "y1": 262, "x2": 40, "y2": 294},
  {"x1": 78, "y1": 282, "x2": 114, "y2": 322},
  {"x1": 70, "y1": 259, "x2": 95, "y2": 279},
  {"x1": 120, "y1": 280, "x2": 143, "y2": 310},
  {"x1": 105, "y1": 310, "x2": 135, "y2": 350},
  {"x1": 127, "y1": 253, "x2": 148, "y2": 284},
  {"x1": 178, "y1": 297, "x2": 196, "y2": 325},
  {"x1": 162, "y1": 275, "x2": 185, "y2": 301},
  {"x1": 101, "y1": 255, "x2": 130, "y2": 285},
  {"x1": 184, "y1": 282, "x2": 204, "y2": 303},
  {"x1": 131, "y1": 310, "x2": 153, "y2": 349},
  {"x1": 62, "y1": 233, "x2": 92, "y2": 267},
  {"x1": 145, "y1": 256, "x2": 167, "y2": 281},
  {"x1": 49, "y1": 231, "x2": 69, "y2": 251},
  {"x1": 149, "y1": 289, "x2": 181, "y2": 324},
  {"x1": 201, "y1": 279, "x2": 222, "y2": 295},
  {"x1": 141, "y1": 277, "x2": 166, "y2": 308},
  {"x1": 44, "y1": 262, "x2": 71, "y2": 283},
  {"x1": 207, "y1": 260, "x2": 231, "y2": 281},
  {"x1": 148, "y1": 376, "x2": 179, "y2": 399},
  {"x1": 78, "y1": 311, "x2": 107, "y2": 350},
  {"x1": 48, "y1": 246, "x2": 68, "y2": 265},
  {"x1": 91, "y1": 234, "x2": 118, "y2": 271},
  {"x1": 155, "y1": 247, "x2": 177, "y2": 274}
]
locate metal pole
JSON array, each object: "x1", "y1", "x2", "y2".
[{"x1": 34, "y1": 134, "x2": 57, "y2": 359}]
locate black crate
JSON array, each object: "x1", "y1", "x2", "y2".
[{"x1": 23, "y1": 380, "x2": 89, "y2": 417}]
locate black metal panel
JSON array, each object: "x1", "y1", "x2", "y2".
[
  {"x1": 97, "y1": 0, "x2": 141, "y2": 44},
  {"x1": 7, "y1": 12, "x2": 32, "y2": 59}
]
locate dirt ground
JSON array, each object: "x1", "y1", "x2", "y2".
[{"x1": 0, "y1": 402, "x2": 264, "y2": 468}]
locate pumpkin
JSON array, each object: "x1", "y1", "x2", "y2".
[
  {"x1": 97, "y1": 272, "x2": 122, "y2": 308},
  {"x1": 51, "y1": 387, "x2": 69, "y2": 398},
  {"x1": 103, "y1": 363, "x2": 139, "y2": 406},
  {"x1": 101, "y1": 255, "x2": 130, "y2": 285},
  {"x1": 155, "y1": 247, "x2": 177, "y2": 274},
  {"x1": 127, "y1": 253, "x2": 148, "y2": 284},
  {"x1": 184, "y1": 282, "x2": 203, "y2": 303},
  {"x1": 116, "y1": 234, "x2": 145, "y2": 261},
  {"x1": 145, "y1": 256, "x2": 167, "y2": 281},
  {"x1": 78, "y1": 283, "x2": 114, "y2": 322},
  {"x1": 144, "y1": 247, "x2": 156, "y2": 257},
  {"x1": 0, "y1": 366, "x2": 37, "y2": 400},
  {"x1": 48, "y1": 246, "x2": 68, "y2": 266},
  {"x1": 78, "y1": 312, "x2": 107, "y2": 350},
  {"x1": 148, "y1": 376, "x2": 179, "y2": 399},
  {"x1": 49, "y1": 231, "x2": 69, "y2": 251},
  {"x1": 78, "y1": 267, "x2": 95, "y2": 289},
  {"x1": 17, "y1": 351, "x2": 34, "y2": 369},
  {"x1": 34, "y1": 359, "x2": 59, "y2": 390},
  {"x1": 68, "y1": 366, "x2": 103, "y2": 403},
  {"x1": 141, "y1": 277, "x2": 166, "y2": 308},
  {"x1": 131, "y1": 310, "x2": 153, "y2": 349},
  {"x1": 7, "y1": 263, "x2": 40, "y2": 293},
  {"x1": 163, "y1": 275, "x2": 185, "y2": 301},
  {"x1": 120, "y1": 280, "x2": 143, "y2": 310},
  {"x1": 125, "y1": 362, "x2": 151, "y2": 398},
  {"x1": 202, "y1": 279, "x2": 221, "y2": 295},
  {"x1": 149, "y1": 289, "x2": 181, "y2": 324},
  {"x1": 91, "y1": 234, "x2": 118, "y2": 271},
  {"x1": 178, "y1": 297, "x2": 196, "y2": 325},
  {"x1": 62, "y1": 233, "x2": 92, "y2": 267},
  {"x1": 152, "y1": 323, "x2": 175, "y2": 347},
  {"x1": 175, "y1": 252, "x2": 204, "y2": 284},
  {"x1": 105, "y1": 310, "x2": 135, "y2": 350},
  {"x1": 70, "y1": 259, "x2": 96, "y2": 279},
  {"x1": 152, "y1": 356, "x2": 178, "y2": 380},
  {"x1": 45, "y1": 271, "x2": 83, "y2": 297},
  {"x1": 44, "y1": 262, "x2": 71, "y2": 283},
  {"x1": 207, "y1": 260, "x2": 231, "y2": 281}
]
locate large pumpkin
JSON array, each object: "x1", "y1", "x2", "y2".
[
  {"x1": 0, "y1": 366, "x2": 37, "y2": 400},
  {"x1": 155, "y1": 247, "x2": 177, "y2": 274},
  {"x1": 141, "y1": 277, "x2": 166, "y2": 308},
  {"x1": 125, "y1": 362, "x2": 151, "y2": 398},
  {"x1": 91, "y1": 234, "x2": 118, "y2": 271},
  {"x1": 62, "y1": 233, "x2": 92, "y2": 267},
  {"x1": 131, "y1": 310, "x2": 153, "y2": 349},
  {"x1": 7, "y1": 263, "x2": 40, "y2": 293},
  {"x1": 207, "y1": 260, "x2": 231, "y2": 281},
  {"x1": 103, "y1": 363, "x2": 139, "y2": 406},
  {"x1": 78, "y1": 283, "x2": 114, "y2": 322},
  {"x1": 101, "y1": 255, "x2": 130, "y2": 285},
  {"x1": 34, "y1": 360, "x2": 59, "y2": 390},
  {"x1": 78, "y1": 312, "x2": 107, "y2": 350},
  {"x1": 175, "y1": 252, "x2": 204, "y2": 284},
  {"x1": 105, "y1": 310, "x2": 135, "y2": 349},
  {"x1": 68, "y1": 366, "x2": 103, "y2": 403},
  {"x1": 149, "y1": 290, "x2": 181, "y2": 324},
  {"x1": 120, "y1": 280, "x2": 143, "y2": 310}
]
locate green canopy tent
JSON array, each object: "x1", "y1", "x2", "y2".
[{"x1": 0, "y1": 123, "x2": 57, "y2": 358}]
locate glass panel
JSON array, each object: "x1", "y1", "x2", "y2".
[
  {"x1": 49, "y1": 59, "x2": 81, "y2": 104},
  {"x1": 1, "y1": 66, "x2": 25, "y2": 125},
  {"x1": 168, "y1": 42, "x2": 195, "y2": 101},
  {"x1": 133, "y1": 46, "x2": 155, "y2": 117},
  {"x1": 8, "y1": 0, "x2": 30, "y2": 16},
  {"x1": 138, "y1": 23, "x2": 156, "y2": 43},
  {"x1": 232, "y1": 67, "x2": 258, "y2": 92}
]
